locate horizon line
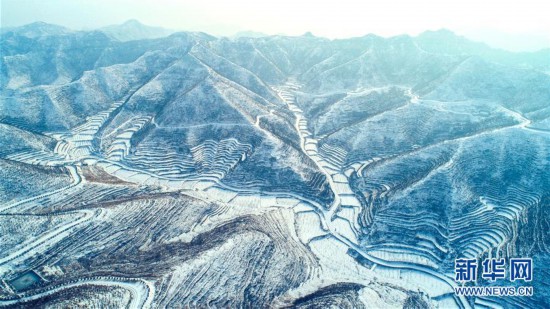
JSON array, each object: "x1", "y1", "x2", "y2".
[{"x1": 2, "y1": 19, "x2": 549, "y2": 53}]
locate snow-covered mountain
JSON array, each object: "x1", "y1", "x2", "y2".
[
  {"x1": 1, "y1": 23, "x2": 549, "y2": 308},
  {"x1": 0, "y1": 21, "x2": 71, "y2": 38},
  {"x1": 99, "y1": 19, "x2": 176, "y2": 42}
]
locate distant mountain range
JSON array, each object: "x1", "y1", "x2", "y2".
[
  {"x1": 1, "y1": 19, "x2": 176, "y2": 42},
  {"x1": 99, "y1": 19, "x2": 176, "y2": 41}
]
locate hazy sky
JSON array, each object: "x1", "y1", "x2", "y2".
[{"x1": 2, "y1": 0, "x2": 549, "y2": 51}]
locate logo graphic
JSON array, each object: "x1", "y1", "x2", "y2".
[{"x1": 453, "y1": 257, "x2": 534, "y2": 297}]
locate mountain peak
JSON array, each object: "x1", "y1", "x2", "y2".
[
  {"x1": 3, "y1": 21, "x2": 71, "y2": 38},
  {"x1": 100, "y1": 20, "x2": 175, "y2": 42},
  {"x1": 417, "y1": 28, "x2": 460, "y2": 40},
  {"x1": 121, "y1": 19, "x2": 144, "y2": 26},
  {"x1": 414, "y1": 28, "x2": 491, "y2": 55}
]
